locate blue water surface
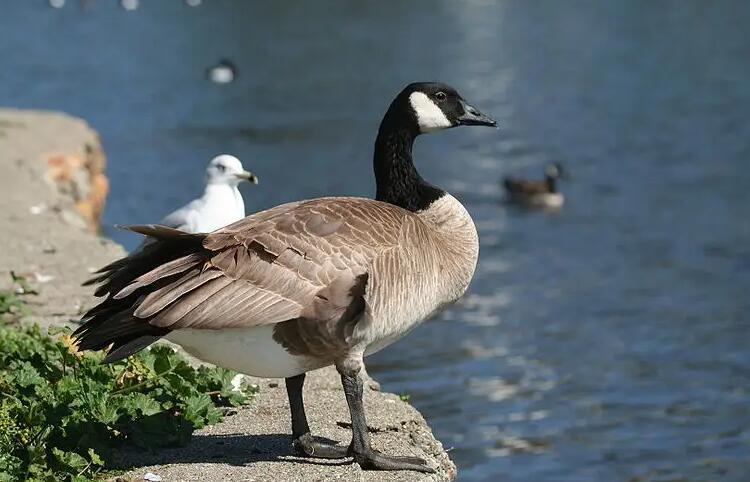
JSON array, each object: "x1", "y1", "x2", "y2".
[{"x1": 2, "y1": 2, "x2": 749, "y2": 480}]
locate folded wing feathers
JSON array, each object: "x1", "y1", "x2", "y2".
[
  {"x1": 114, "y1": 252, "x2": 205, "y2": 299},
  {"x1": 133, "y1": 268, "x2": 223, "y2": 318},
  {"x1": 504, "y1": 178, "x2": 547, "y2": 195},
  {"x1": 149, "y1": 276, "x2": 234, "y2": 328},
  {"x1": 87, "y1": 226, "x2": 206, "y2": 297},
  {"x1": 121, "y1": 223, "x2": 196, "y2": 239},
  {"x1": 80, "y1": 198, "x2": 412, "y2": 349}
]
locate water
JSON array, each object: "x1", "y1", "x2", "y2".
[{"x1": 2, "y1": 1, "x2": 749, "y2": 480}]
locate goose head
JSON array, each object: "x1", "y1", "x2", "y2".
[
  {"x1": 383, "y1": 82, "x2": 497, "y2": 134},
  {"x1": 545, "y1": 163, "x2": 566, "y2": 180},
  {"x1": 206, "y1": 154, "x2": 258, "y2": 186}
]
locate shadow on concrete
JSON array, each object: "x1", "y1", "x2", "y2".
[{"x1": 114, "y1": 433, "x2": 353, "y2": 469}]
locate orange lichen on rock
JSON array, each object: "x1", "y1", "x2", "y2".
[{"x1": 46, "y1": 143, "x2": 109, "y2": 233}]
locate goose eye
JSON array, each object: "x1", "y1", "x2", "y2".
[
  {"x1": 216, "y1": 164, "x2": 226, "y2": 173},
  {"x1": 434, "y1": 91, "x2": 447, "y2": 102}
]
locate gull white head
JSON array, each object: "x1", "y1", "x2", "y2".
[{"x1": 206, "y1": 154, "x2": 258, "y2": 186}]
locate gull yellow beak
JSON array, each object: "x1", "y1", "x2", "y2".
[{"x1": 235, "y1": 171, "x2": 259, "y2": 184}]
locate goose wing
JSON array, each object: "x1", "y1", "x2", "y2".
[
  {"x1": 75, "y1": 197, "x2": 411, "y2": 357},
  {"x1": 146, "y1": 197, "x2": 406, "y2": 330},
  {"x1": 503, "y1": 177, "x2": 548, "y2": 195}
]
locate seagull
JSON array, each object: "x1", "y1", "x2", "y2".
[
  {"x1": 159, "y1": 154, "x2": 258, "y2": 234},
  {"x1": 75, "y1": 82, "x2": 496, "y2": 473},
  {"x1": 120, "y1": 154, "x2": 257, "y2": 257}
]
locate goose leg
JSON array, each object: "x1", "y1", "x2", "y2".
[
  {"x1": 338, "y1": 364, "x2": 435, "y2": 473},
  {"x1": 285, "y1": 373, "x2": 349, "y2": 459}
]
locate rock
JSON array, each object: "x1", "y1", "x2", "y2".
[
  {"x1": 0, "y1": 108, "x2": 125, "y2": 327},
  {"x1": 46, "y1": 143, "x2": 109, "y2": 233}
]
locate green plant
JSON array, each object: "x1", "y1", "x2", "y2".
[
  {"x1": 0, "y1": 289, "x2": 257, "y2": 481},
  {"x1": 0, "y1": 273, "x2": 33, "y2": 322}
]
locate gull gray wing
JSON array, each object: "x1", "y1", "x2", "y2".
[{"x1": 160, "y1": 199, "x2": 204, "y2": 231}]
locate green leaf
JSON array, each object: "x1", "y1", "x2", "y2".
[
  {"x1": 12, "y1": 361, "x2": 44, "y2": 388},
  {"x1": 182, "y1": 393, "x2": 215, "y2": 428},
  {"x1": 127, "y1": 412, "x2": 194, "y2": 448},
  {"x1": 0, "y1": 294, "x2": 256, "y2": 481},
  {"x1": 52, "y1": 447, "x2": 88, "y2": 470},
  {"x1": 118, "y1": 392, "x2": 162, "y2": 417},
  {"x1": 87, "y1": 448, "x2": 103, "y2": 467}
]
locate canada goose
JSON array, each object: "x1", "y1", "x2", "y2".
[
  {"x1": 207, "y1": 59, "x2": 237, "y2": 84},
  {"x1": 503, "y1": 162, "x2": 565, "y2": 208},
  {"x1": 159, "y1": 154, "x2": 258, "y2": 234},
  {"x1": 74, "y1": 82, "x2": 496, "y2": 473}
]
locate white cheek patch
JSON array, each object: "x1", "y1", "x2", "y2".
[{"x1": 409, "y1": 92, "x2": 452, "y2": 133}]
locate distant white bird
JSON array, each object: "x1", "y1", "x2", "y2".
[
  {"x1": 207, "y1": 59, "x2": 237, "y2": 84},
  {"x1": 120, "y1": 0, "x2": 139, "y2": 11},
  {"x1": 158, "y1": 154, "x2": 258, "y2": 234}
]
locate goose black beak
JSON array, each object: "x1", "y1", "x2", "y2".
[
  {"x1": 457, "y1": 100, "x2": 497, "y2": 127},
  {"x1": 236, "y1": 171, "x2": 259, "y2": 184}
]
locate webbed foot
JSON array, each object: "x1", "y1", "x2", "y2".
[
  {"x1": 353, "y1": 448, "x2": 434, "y2": 473},
  {"x1": 292, "y1": 432, "x2": 349, "y2": 459}
]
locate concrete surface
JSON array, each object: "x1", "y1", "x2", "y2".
[
  {"x1": 0, "y1": 109, "x2": 125, "y2": 327},
  {"x1": 0, "y1": 109, "x2": 457, "y2": 481},
  {"x1": 117, "y1": 367, "x2": 455, "y2": 482}
]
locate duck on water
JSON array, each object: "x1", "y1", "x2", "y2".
[
  {"x1": 74, "y1": 82, "x2": 496, "y2": 473},
  {"x1": 503, "y1": 162, "x2": 566, "y2": 208}
]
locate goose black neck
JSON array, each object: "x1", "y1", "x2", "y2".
[
  {"x1": 546, "y1": 175, "x2": 558, "y2": 193},
  {"x1": 373, "y1": 118, "x2": 444, "y2": 212}
]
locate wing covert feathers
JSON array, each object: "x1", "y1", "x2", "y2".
[
  {"x1": 74, "y1": 197, "x2": 413, "y2": 361},
  {"x1": 503, "y1": 178, "x2": 548, "y2": 195}
]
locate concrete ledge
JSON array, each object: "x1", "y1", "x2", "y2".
[
  {"x1": 0, "y1": 108, "x2": 456, "y2": 481},
  {"x1": 118, "y1": 367, "x2": 455, "y2": 481},
  {"x1": 0, "y1": 109, "x2": 125, "y2": 327}
]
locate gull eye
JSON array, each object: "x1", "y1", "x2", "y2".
[
  {"x1": 434, "y1": 91, "x2": 447, "y2": 102},
  {"x1": 216, "y1": 164, "x2": 226, "y2": 173}
]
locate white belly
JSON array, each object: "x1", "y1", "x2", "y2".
[
  {"x1": 166, "y1": 325, "x2": 322, "y2": 378},
  {"x1": 535, "y1": 193, "x2": 564, "y2": 208},
  {"x1": 524, "y1": 193, "x2": 564, "y2": 208}
]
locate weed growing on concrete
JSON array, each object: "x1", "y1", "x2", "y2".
[{"x1": 0, "y1": 285, "x2": 257, "y2": 481}]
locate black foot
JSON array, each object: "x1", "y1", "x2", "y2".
[
  {"x1": 293, "y1": 432, "x2": 349, "y2": 459},
  {"x1": 354, "y1": 448, "x2": 435, "y2": 473}
]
